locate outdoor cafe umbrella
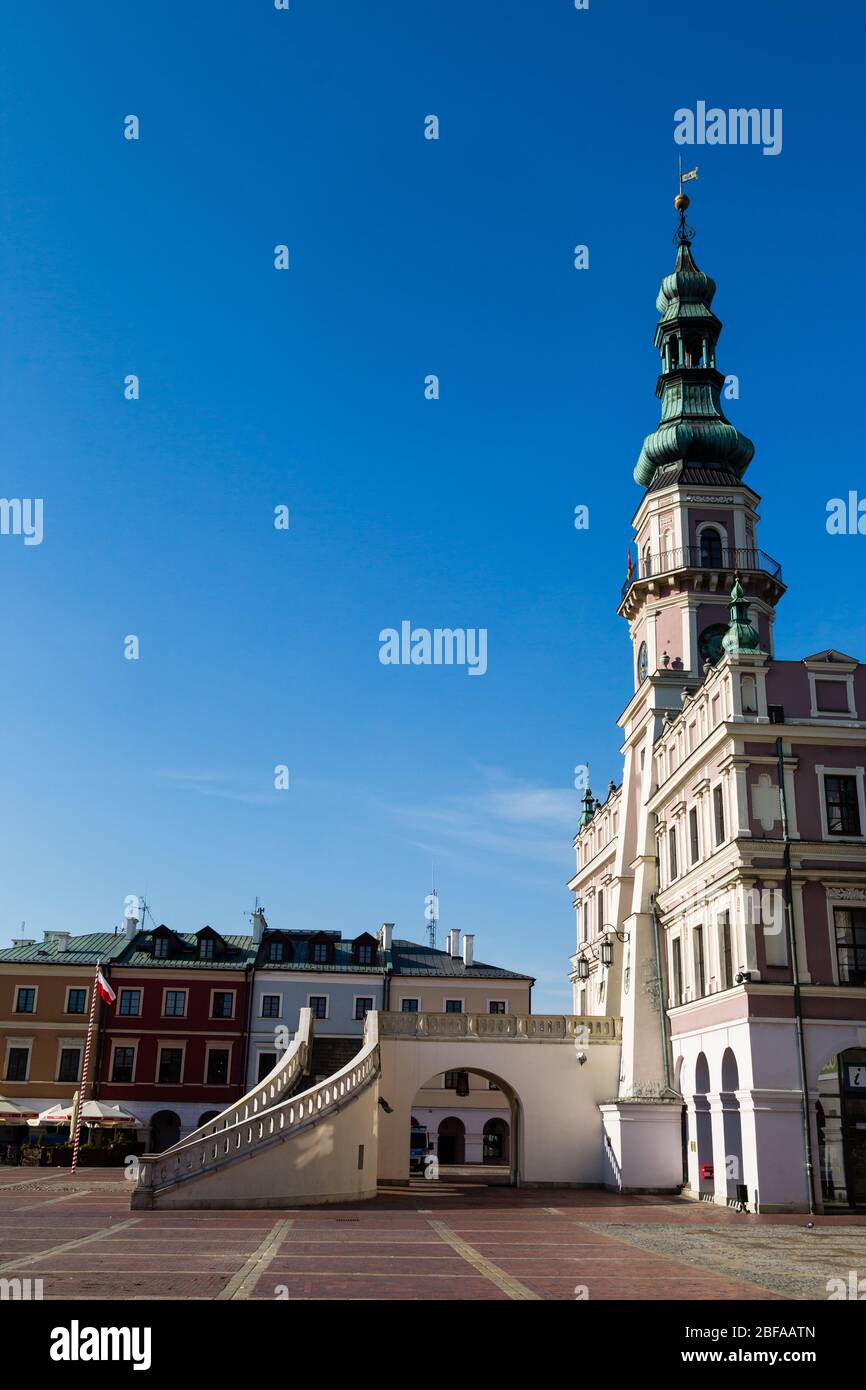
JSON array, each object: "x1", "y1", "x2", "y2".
[
  {"x1": 0, "y1": 1098, "x2": 37, "y2": 1124},
  {"x1": 29, "y1": 1100, "x2": 141, "y2": 1128}
]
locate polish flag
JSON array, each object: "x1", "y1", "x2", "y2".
[{"x1": 95, "y1": 968, "x2": 116, "y2": 1005}]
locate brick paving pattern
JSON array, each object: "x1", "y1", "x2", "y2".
[{"x1": 1, "y1": 1168, "x2": 863, "y2": 1301}]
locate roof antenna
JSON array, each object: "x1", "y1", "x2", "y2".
[{"x1": 425, "y1": 864, "x2": 439, "y2": 949}]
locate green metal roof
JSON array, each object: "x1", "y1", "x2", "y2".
[
  {"x1": 0, "y1": 932, "x2": 130, "y2": 966},
  {"x1": 118, "y1": 932, "x2": 258, "y2": 970},
  {"x1": 634, "y1": 237, "x2": 755, "y2": 489},
  {"x1": 0, "y1": 929, "x2": 532, "y2": 981}
]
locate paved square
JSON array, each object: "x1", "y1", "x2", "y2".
[{"x1": 1, "y1": 1169, "x2": 863, "y2": 1301}]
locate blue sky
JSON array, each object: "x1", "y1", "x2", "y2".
[{"x1": 1, "y1": 1, "x2": 864, "y2": 1009}]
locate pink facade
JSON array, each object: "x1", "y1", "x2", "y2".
[{"x1": 569, "y1": 225, "x2": 866, "y2": 1213}]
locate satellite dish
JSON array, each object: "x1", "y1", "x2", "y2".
[{"x1": 123, "y1": 894, "x2": 141, "y2": 922}]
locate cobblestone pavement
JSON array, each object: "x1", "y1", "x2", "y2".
[{"x1": 1, "y1": 1168, "x2": 863, "y2": 1301}]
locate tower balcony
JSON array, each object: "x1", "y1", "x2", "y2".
[{"x1": 619, "y1": 545, "x2": 784, "y2": 614}]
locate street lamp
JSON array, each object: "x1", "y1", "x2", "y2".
[{"x1": 574, "y1": 925, "x2": 630, "y2": 977}]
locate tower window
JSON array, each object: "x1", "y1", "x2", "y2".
[{"x1": 699, "y1": 527, "x2": 724, "y2": 567}]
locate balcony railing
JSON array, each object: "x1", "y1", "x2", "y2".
[{"x1": 621, "y1": 546, "x2": 782, "y2": 600}]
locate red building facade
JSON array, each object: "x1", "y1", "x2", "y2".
[{"x1": 98, "y1": 925, "x2": 255, "y2": 1149}]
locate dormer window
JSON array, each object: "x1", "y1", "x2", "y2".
[
  {"x1": 199, "y1": 937, "x2": 215, "y2": 960},
  {"x1": 308, "y1": 933, "x2": 336, "y2": 965},
  {"x1": 154, "y1": 936, "x2": 170, "y2": 959},
  {"x1": 269, "y1": 941, "x2": 284, "y2": 962},
  {"x1": 351, "y1": 932, "x2": 379, "y2": 966}
]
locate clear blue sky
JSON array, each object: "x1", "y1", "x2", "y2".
[{"x1": 1, "y1": 1, "x2": 863, "y2": 1009}]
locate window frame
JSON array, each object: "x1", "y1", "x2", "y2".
[
  {"x1": 118, "y1": 988, "x2": 143, "y2": 1017},
  {"x1": 161, "y1": 988, "x2": 188, "y2": 1019},
  {"x1": 155, "y1": 1042, "x2": 186, "y2": 1086},
  {"x1": 307, "y1": 994, "x2": 329, "y2": 1020},
  {"x1": 819, "y1": 768, "x2": 865, "y2": 841},
  {"x1": 65, "y1": 986, "x2": 88, "y2": 1015},
  {"x1": 209, "y1": 989, "x2": 236, "y2": 1020},
  {"x1": 689, "y1": 806, "x2": 700, "y2": 865},
  {"x1": 13, "y1": 986, "x2": 37, "y2": 1015},
  {"x1": 56, "y1": 1042, "x2": 83, "y2": 1084},
  {"x1": 693, "y1": 925, "x2": 705, "y2": 999},
  {"x1": 668, "y1": 826, "x2": 679, "y2": 882},
  {"x1": 831, "y1": 905, "x2": 866, "y2": 986},
  {"x1": 4, "y1": 1041, "x2": 32, "y2": 1083},
  {"x1": 713, "y1": 784, "x2": 726, "y2": 846},
  {"x1": 204, "y1": 1042, "x2": 232, "y2": 1086},
  {"x1": 110, "y1": 1041, "x2": 137, "y2": 1084},
  {"x1": 670, "y1": 936, "x2": 683, "y2": 1006}
]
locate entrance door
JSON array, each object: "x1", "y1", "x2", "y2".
[
  {"x1": 150, "y1": 1110, "x2": 181, "y2": 1153},
  {"x1": 818, "y1": 1048, "x2": 866, "y2": 1208},
  {"x1": 437, "y1": 1116, "x2": 465, "y2": 1164}
]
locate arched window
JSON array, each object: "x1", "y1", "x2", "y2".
[
  {"x1": 699, "y1": 527, "x2": 724, "y2": 567},
  {"x1": 741, "y1": 674, "x2": 757, "y2": 714}
]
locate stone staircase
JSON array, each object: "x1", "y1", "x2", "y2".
[{"x1": 131, "y1": 1010, "x2": 381, "y2": 1210}]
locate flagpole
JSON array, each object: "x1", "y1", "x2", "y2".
[{"x1": 71, "y1": 960, "x2": 101, "y2": 1174}]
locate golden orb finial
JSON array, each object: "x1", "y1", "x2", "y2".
[{"x1": 674, "y1": 192, "x2": 690, "y2": 212}]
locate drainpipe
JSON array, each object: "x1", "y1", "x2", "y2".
[
  {"x1": 651, "y1": 903, "x2": 671, "y2": 1092},
  {"x1": 240, "y1": 963, "x2": 255, "y2": 1097},
  {"x1": 651, "y1": 830, "x2": 672, "y2": 1091},
  {"x1": 776, "y1": 737, "x2": 816, "y2": 1215}
]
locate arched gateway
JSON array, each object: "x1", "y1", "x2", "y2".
[{"x1": 132, "y1": 1008, "x2": 624, "y2": 1209}]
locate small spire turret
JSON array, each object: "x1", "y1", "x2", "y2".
[{"x1": 722, "y1": 576, "x2": 763, "y2": 656}]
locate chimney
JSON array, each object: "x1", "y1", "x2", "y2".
[
  {"x1": 125, "y1": 916, "x2": 139, "y2": 940},
  {"x1": 12, "y1": 938, "x2": 34, "y2": 947},
  {"x1": 252, "y1": 907, "x2": 268, "y2": 944},
  {"x1": 380, "y1": 923, "x2": 394, "y2": 950},
  {"x1": 448, "y1": 928, "x2": 460, "y2": 957},
  {"x1": 44, "y1": 930, "x2": 70, "y2": 952},
  {"x1": 462, "y1": 934, "x2": 475, "y2": 967}
]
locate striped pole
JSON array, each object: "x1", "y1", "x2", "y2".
[{"x1": 70, "y1": 961, "x2": 101, "y2": 1174}]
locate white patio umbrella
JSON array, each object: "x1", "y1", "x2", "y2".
[
  {"x1": 29, "y1": 1100, "x2": 141, "y2": 1128},
  {"x1": 0, "y1": 1097, "x2": 37, "y2": 1124}
]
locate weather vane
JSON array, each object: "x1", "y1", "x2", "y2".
[{"x1": 674, "y1": 156, "x2": 698, "y2": 245}]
